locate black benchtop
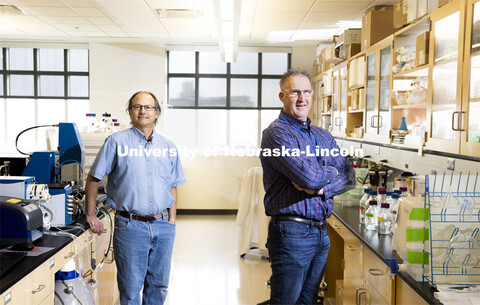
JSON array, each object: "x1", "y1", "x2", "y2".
[
  {"x1": 0, "y1": 198, "x2": 111, "y2": 295},
  {"x1": 331, "y1": 204, "x2": 442, "y2": 305}
]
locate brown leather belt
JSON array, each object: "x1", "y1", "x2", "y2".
[
  {"x1": 116, "y1": 209, "x2": 168, "y2": 222},
  {"x1": 272, "y1": 215, "x2": 327, "y2": 229}
]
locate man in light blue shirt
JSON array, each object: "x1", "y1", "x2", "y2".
[{"x1": 85, "y1": 91, "x2": 186, "y2": 305}]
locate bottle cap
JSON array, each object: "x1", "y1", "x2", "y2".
[
  {"x1": 391, "y1": 194, "x2": 400, "y2": 199},
  {"x1": 378, "y1": 188, "x2": 386, "y2": 194},
  {"x1": 364, "y1": 188, "x2": 371, "y2": 193},
  {"x1": 394, "y1": 190, "x2": 402, "y2": 194},
  {"x1": 381, "y1": 203, "x2": 390, "y2": 208},
  {"x1": 370, "y1": 190, "x2": 378, "y2": 196},
  {"x1": 386, "y1": 191, "x2": 393, "y2": 196},
  {"x1": 369, "y1": 200, "x2": 377, "y2": 205},
  {"x1": 114, "y1": 123, "x2": 120, "y2": 126}
]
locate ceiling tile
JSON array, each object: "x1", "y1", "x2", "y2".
[
  {"x1": 22, "y1": 7, "x2": 80, "y2": 17},
  {"x1": 43, "y1": 16, "x2": 91, "y2": 24},
  {"x1": 13, "y1": 0, "x2": 65, "y2": 7},
  {"x1": 85, "y1": 16, "x2": 115, "y2": 25},
  {"x1": 73, "y1": 7, "x2": 105, "y2": 17},
  {"x1": 145, "y1": 0, "x2": 204, "y2": 10},
  {"x1": 305, "y1": 12, "x2": 361, "y2": 22},
  {"x1": 62, "y1": 0, "x2": 95, "y2": 8},
  {"x1": 311, "y1": 1, "x2": 371, "y2": 12},
  {"x1": 257, "y1": 0, "x2": 315, "y2": 12}
]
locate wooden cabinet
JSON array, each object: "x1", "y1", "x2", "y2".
[{"x1": 460, "y1": 0, "x2": 480, "y2": 157}]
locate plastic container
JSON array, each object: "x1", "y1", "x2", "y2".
[
  {"x1": 365, "y1": 200, "x2": 379, "y2": 231},
  {"x1": 392, "y1": 196, "x2": 429, "y2": 281}
]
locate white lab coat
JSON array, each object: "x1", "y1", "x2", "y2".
[{"x1": 236, "y1": 167, "x2": 269, "y2": 257}]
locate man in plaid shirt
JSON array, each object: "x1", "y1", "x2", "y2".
[{"x1": 260, "y1": 69, "x2": 355, "y2": 305}]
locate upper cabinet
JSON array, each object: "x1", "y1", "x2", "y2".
[{"x1": 461, "y1": 0, "x2": 480, "y2": 156}]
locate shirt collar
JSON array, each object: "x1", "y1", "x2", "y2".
[
  {"x1": 279, "y1": 110, "x2": 311, "y2": 130},
  {"x1": 131, "y1": 126, "x2": 155, "y2": 142}
]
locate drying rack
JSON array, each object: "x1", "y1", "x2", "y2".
[{"x1": 423, "y1": 171, "x2": 480, "y2": 288}]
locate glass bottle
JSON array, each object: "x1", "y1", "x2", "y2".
[
  {"x1": 378, "y1": 203, "x2": 393, "y2": 234},
  {"x1": 365, "y1": 200, "x2": 379, "y2": 231},
  {"x1": 377, "y1": 187, "x2": 387, "y2": 204},
  {"x1": 359, "y1": 188, "x2": 372, "y2": 224}
]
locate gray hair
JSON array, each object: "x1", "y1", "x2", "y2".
[
  {"x1": 279, "y1": 69, "x2": 311, "y2": 90},
  {"x1": 126, "y1": 91, "x2": 161, "y2": 126}
]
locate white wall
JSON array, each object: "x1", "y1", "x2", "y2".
[
  {"x1": 291, "y1": 45, "x2": 317, "y2": 77},
  {"x1": 88, "y1": 42, "x2": 167, "y2": 131}
]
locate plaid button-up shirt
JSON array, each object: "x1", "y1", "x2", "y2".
[{"x1": 260, "y1": 111, "x2": 355, "y2": 221}]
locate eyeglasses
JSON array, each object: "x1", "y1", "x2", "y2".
[
  {"x1": 282, "y1": 89, "x2": 314, "y2": 97},
  {"x1": 131, "y1": 104, "x2": 157, "y2": 111}
]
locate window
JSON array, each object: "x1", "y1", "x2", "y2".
[
  {"x1": 166, "y1": 50, "x2": 290, "y2": 152},
  {"x1": 0, "y1": 47, "x2": 89, "y2": 152}
]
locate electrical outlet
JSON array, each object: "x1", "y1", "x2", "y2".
[
  {"x1": 447, "y1": 159, "x2": 455, "y2": 170},
  {"x1": 376, "y1": 147, "x2": 380, "y2": 154}
]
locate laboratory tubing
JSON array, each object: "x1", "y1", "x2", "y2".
[
  {"x1": 378, "y1": 203, "x2": 393, "y2": 235},
  {"x1": 365, "y1": 200, "x2": 379, "y2": 231}
]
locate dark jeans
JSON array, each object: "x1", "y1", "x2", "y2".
[{"x1": 267, "y1": 219, "x2": 330, "y2": 305}]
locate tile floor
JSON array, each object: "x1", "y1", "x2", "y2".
[{"x1": 165, "y1": 215, "x2": 271, "y2": 305}]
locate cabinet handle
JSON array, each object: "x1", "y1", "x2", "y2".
[
  {"x1": 368, "y1": 268, "x2": 384, "y2": 276},
  {"x1": 335, "y1": 116, "x2": 341, "y2": 126},
  {"x1": 452, "y1": 111, "x2": 460, "y2": 131},
  {"x1": 378, "y1": 115, "x2": 383, "y2": 128},
  {"x1": 358, "y1": 289, "x2": 367, "y2": 305},
  {"x1": 346, "y1": 245, "x2": 355, "y2": 251},
  {"x1": 64, "y1": 251, "x2": 75, "y2": 259},
  {"x1": 32, "y1": 284, "x2": 45, "y2": 293},
  {"x1": 370, "y1": 115, "x2": 375, "y2": 128},
  {"x1": 356, "y1": 288, "x2": 367, "y2": 305},
  {"x1": 87, "y1": 235, "x2": 94, "y2": 242},
  {"x1": 459, "y1": 111, "x2": 466, "y2": 131}
]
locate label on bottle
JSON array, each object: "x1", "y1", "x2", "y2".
[
  {"x1": 378, "y1": 216, "x2": 384, "y2": 221},
  {"x1": 360, "y1": 206, "x2": 365, "y2": 210},
  {"x1": 366, "y1": 213, "x2": 373, "y2": 217}
]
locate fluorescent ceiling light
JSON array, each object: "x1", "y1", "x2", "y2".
[
  {"x1": 220, "y1": 0, "x2": 234, "y2": 20},
  {"x1": 222, "y1": 21, "x2": 233, "y2": 40}
]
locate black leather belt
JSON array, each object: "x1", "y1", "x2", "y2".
[
  {"x1": 116, "y1": 209, "x2": 167, "y2": 222},
  {"x1": 272, "y1": 215, "x2": 327, "y2": 229}
]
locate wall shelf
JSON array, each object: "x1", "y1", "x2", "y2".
[
  {"x1": 393, "y1": 65, "x2": 429, "y2": 78},
  {"x1": 392, "y1": 103, "x2": 427, "y2": 109}
]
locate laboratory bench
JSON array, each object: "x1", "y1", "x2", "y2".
[
  {"x1": 0, "y1": 199, "x2": 118, "y2": 305},
  {"x1": 326, "y1": 204, "x2": 442, "y2": 305}
]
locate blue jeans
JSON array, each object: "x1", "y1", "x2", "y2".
[
  {"x1": 113, "y1": 214, "x2": 175, "y2": 305},
  {"x1": 267, "y1": 219, "x2": 330, "y2": 305}
]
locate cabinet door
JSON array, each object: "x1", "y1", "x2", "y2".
[
  {"x1": 339, "y1": 65, "x2": 348, "y2": 135},
  {"x1": 332, "y1": 67, "x2": 341, "y2": 134},
  {"x1": 426, "y1": 0, "x2": 466, "y2": 153},
  {"x1": 365, "y1": 52, "x2": 377, "y2": 137},
  {"x1": 378, "y1": 44, "x2": 392, "y2": 139},
  {"x1": 461, "y1": 0, "x2": 480, "y2": 157}
]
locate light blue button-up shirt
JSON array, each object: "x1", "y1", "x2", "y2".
[{"x1": 89, "y1": 127, "x2": 186, "y2": 216}]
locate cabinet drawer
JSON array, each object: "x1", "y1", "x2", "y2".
[
  {"x1": 364, "y1": 277, "x2": 389, "y2": 305},
  {"x1": 363, "y1": 247, "x2": 395, "y2": 305},
  {"x1": 328, "y1": 214, "x2": 356, "y2": 241},
  {"x1": 2, "y1": 260, "x2": 55, "y2": 305},
  {"x1": 344, "y1": 238, "x2": 363, "y2": 274}
]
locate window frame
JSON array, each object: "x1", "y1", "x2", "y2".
[
  {"x1": 0, "y1": 48, "x2": 89, "y2": 99},
  {"x1": 167, "y1": 51, "x2": 291, "y2": 110}
]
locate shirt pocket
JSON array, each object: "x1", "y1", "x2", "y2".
[{"x1": 155, "y1": 156, "x2": 172, "y2": 180}]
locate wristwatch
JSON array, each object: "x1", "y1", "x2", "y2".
[{"x1": 316, "y1": 189, "x2": 326, "y2": 201}]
